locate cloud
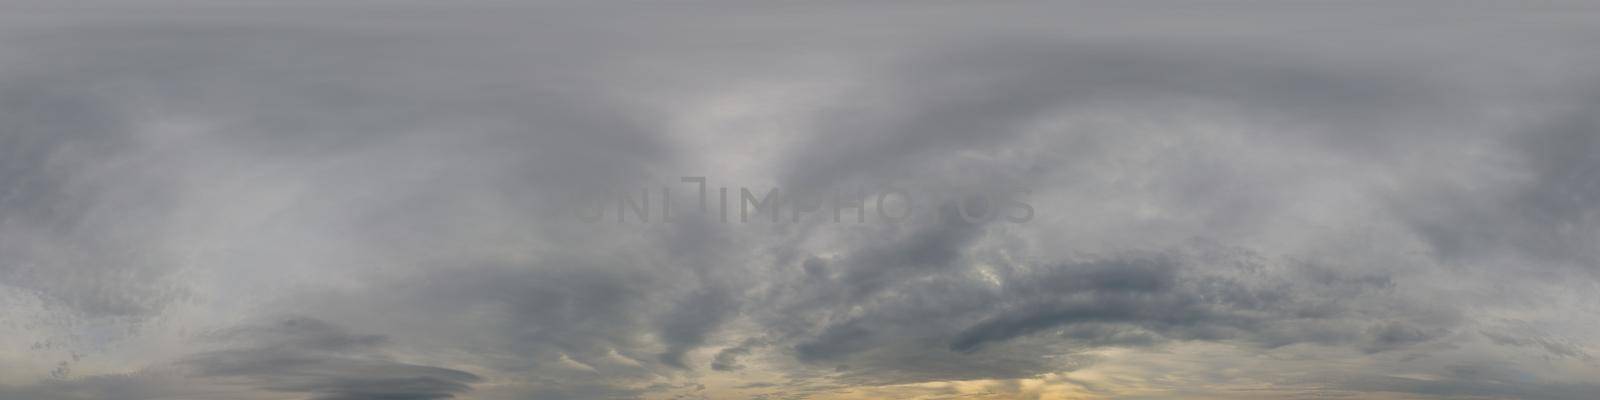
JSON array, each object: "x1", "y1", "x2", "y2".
[
  {"x1": 3, "y1": 2, "x2": 1600, "y2": 400},
  {"x1": 0, "y1": 371, "x2": 194, "y2": 400},
  {"x1": 1398, "y1": 95, "x2": 1600, "y2": 272},
  {"x1": 710, "y1": 338, "x2": 764, "y2": 371},
  {"x1": 181, "y1": 317, "x2": 481, "y2": 400}
]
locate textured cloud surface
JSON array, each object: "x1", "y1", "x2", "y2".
[{"x1": 3, "y1": 2, "x2": 1599, "y2": 399}]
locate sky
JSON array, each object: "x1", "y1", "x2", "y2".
[{"x1": 2, "y1": 2, "x2": 1599, "y2": 399}]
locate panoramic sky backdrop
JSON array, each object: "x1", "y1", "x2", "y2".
[{"x1": 2, "y1": 2, "x2": 1599, "y2": 399}]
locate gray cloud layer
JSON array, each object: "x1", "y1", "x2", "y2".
[{"x1": 2, "y1": 2, "x2": 1599, "y2": 399}]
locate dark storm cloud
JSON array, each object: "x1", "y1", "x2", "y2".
[
  {"x1": 657, "y1": 285, "x2": 739, "y2": 368},
  {"x1": 0, "y1": 318, "x2": 481, "y2": 400},
  {"x1": 759, "y1": 243, "x2": 1447, "y2": 386},
  {"x1": 183, "y1": 317, "x2": 480, "y2": 400},
  {"x1": 729, "y1": 29, "x2": 1485, "y2": 385},
  {"x1": 270, "y1": 257, "x2": 713, "y2": 398},
  {"x1": 710, "y1": 338, "x2": 764, "y2": 372},
  {"x1": 945, "y1": 258, "x2": 1187, "y2": 353}
]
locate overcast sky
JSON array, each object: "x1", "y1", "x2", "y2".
[{"x1": 2, "y1": 2, "x2": 1599, "y2": 399}]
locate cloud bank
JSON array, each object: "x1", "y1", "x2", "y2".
[{"x1": 2, "y1": 2, "x2": 1598, "y2": 399}]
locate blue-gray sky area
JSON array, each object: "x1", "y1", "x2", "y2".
[{"x1": 2, "y1": 2, "x2": 1598, "y2": 399}]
